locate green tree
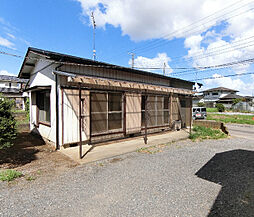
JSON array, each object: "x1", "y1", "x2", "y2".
[
  {"x1": 232, "y1": 98, "x2": 242, "y2": 105},
  {"x1": 197, "y1": 102, "x2": 205, "y2": 107},
  {"x1": 0, "y1": 95, "x2": 17, "y2": 149},
  {"x1": 216, "y1": 103, "x2": 225, "y2": 112}
]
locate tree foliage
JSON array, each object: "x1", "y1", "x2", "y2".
[
  {"x1": 232, "y1": 98, "x2": 242, "y2": 105},
  {"x1": 0, "y1": 95, "x2": 17, "y2": 149},
  {"x1": 197, "y1": 102, "x2": 205, "y2": 107},
  {"x1": 216, "y1": 103, "x2": 225, "y2": 112}
]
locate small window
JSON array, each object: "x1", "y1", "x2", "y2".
[
  {"x1": 201, "y1": 108, "x2": 206, "y2": 112},
  {"x1": 36, "y1": 90, "x2": 51, "y2": 124},
  {"x1": 212, "y1": 92, "x2": 218, "y2": 96}
]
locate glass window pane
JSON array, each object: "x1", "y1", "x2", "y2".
[
  {"x1": 108, "y1": 93, "x2": 122, "y2": 111},
  {"x1": 164, "y1": 111, "x2": 169, "y2": 124},
  {"x1": 141, "y1": 95, "x2": 146, "y2": 110},
  {"x1": 157, "y1": 96, "x2": 163, "y2": 111},
  {"x1": 108, "y1": 113, "x2": 122, "y2": 130},
  {"x1": 147, "y1": 96, "x2": 156, "y2": 110},
  {"x1": 91, "y1": 113, "x2": 107, "y2": 134},
  {"x1": 91, "y1": 93, "x2": 107, "y2": 113},
  {"x1": 164, "y1": 97, "x2": 169, "y2": 109},
  {"x1": 157, "y1": 110, "x2": 163, "y2": 125},
  {"x1": 147, "y1": 111, "x2": 156, "y2": 127}
]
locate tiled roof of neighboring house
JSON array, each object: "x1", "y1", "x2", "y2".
[
  {"x1": 219, "y1": 93, "x2": 243, "y2": 99},
  {"x1": 202, "y1": 87, "x2": 239, "y2": 93},
  {"x1": 0, "y1": 87, "x2": 21, "y2": 94},
  {"x1": 0, "y1": 75, "x2": 28, "y2": 83}
]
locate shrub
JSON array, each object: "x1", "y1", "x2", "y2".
[
  {"x1": 25, "y1": 98, "x2": 30, "y2": 120},
  {"x1": 232, "y1": 98, "x2": 242, "y2": 105},
  {"x1": 0, "y1": 95, "x2": 17, "y2": 149},
  {"x1": 197, "y1": 102, "x2": 205, "y2": 107},
  {"x1": 216, "y1": 103, "x2": 225, "y2": 112},
  {"x1": 0, "y1": 169, "x2": 22, "y2": 182}
]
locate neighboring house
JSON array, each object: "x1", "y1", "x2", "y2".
[
  {"x1": 232, "y1": 96, "x2": 254, "y2": 112},
  {"x1": 192, "y1": 94, "x2": 204, "y2": 107},
  {"x1": 0, "y1": 75, "x2": 28, "y2": 109},
  {"x1": 202, "y1": 87, "x2": 240, "y2": 108},
  {"x1": 18, "y1": 47, "x2": 199, "y2": 153}
]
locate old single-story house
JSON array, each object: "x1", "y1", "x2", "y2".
[
  {"x1": 18, "y1": 47, "x2": 199, "y2": 157},
  {"x1": 0, "y1": 75, "x2": 28, "y2": 109}
]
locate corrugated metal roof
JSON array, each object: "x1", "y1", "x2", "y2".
[
  {"x1": 0, "y1": 75, "x2": 28, "y2": 83},
  {"x1": 18, "y1": 47, "x2": 202, "y2": 87}
]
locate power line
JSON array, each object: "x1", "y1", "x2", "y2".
[
  {"x1": 192, "y1": 71, "x2": 254, "y2": 81},
  {"x1": 107, "y1": 0, "x2": 254, "y2": 60}
]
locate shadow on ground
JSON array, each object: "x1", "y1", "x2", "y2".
[
  {"x1": 0, "y1": 131, "x2": 46, "y2": 169},
  {"x1": 196, "y1": 149, "x2": 254, "y2": 217}
]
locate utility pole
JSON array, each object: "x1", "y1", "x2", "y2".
[
  {"x1": 163, "y1": 62, "x2": 166, "y2": 75},
  {"x1": 91, "y1": 12, "x2": 96, "y2": 61},
  {"x1": 128, "y1": 52, "x2": 135, "y2": 68}
]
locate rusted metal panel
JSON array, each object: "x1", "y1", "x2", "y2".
[{"x1": 67, "y1": 75, "x2": 193, "y2": 95}]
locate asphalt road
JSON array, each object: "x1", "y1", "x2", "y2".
[
  {"x1": 226, "y1": 124, "x2": 254, "y2": 140},
  {"x1": 1, "y1": 138, "x2": 254, "y2": 217}
]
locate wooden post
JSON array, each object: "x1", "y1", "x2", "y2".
[
  {"x1": 79, "y1": 84, "x2": 82, "y2": 159},
  {"x1": 170, "y1": 93, "x2": 173, "y2": 129},
  {"x1": 123, "y1": 93, "x2": 126, "y2": 137},
  {"x1": 144, "y1": 91, "x2": 148, "y2": 144},
  {"x1": 189, "y1": 97, "x2": 192, "y2": 135}
]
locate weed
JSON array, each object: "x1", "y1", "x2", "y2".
[
  {"x1": 189, "y1": 126, "x2": 227, "y2": 141},
  {"x1": 26, "y1": 176, "x2": 36, "y2": 181},
  {"x1": 0, "y1": 169, "x2": 22, "y2": 182}
]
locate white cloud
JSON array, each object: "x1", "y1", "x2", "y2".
[
  {"x1": 130, "y1": 53, "x2": 173, "y2": 75},
  {"x1": 0, "y1": 70, "x2": 16, "y2": 76},
  {"x1": 204, "y1": 73, "x2": 254, "y2": 96},
  {"x1": 0, "y1": 36, "x2": 15, "y2": 49},
  {"x1": 6, "y1": 33, "x2": 15, "y2": 39},
  {"x1": 77, "y1": 0, "x2": 251, "y2": 41}
]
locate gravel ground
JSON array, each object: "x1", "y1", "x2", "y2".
[{"x1": 1, "y1": 138, "x2": 254, "y2": 217}]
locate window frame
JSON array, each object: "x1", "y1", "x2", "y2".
[
  {"x1": 141, "y1": 95, "x2": 170, "y2": 128},
  {"x1": 90, "y1": 91, "x2": 123, "y2": 135},
  {"x1": 36, "y1": 90, "x2": 51, "y2": 127}
]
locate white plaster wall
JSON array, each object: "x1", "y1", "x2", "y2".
[{"x1": 29, "y1": 61, "x2": 58, "y2": 143}]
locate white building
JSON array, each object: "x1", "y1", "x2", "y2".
[
  {"x1": 202, "y1": 87, "x2": 239, "y2": 108},
  {"x1": 0, "y1": 75, "x2": 28, "y2": 109},
  {"x1": 18, "y1": 47, "x2": 197, "y2": 154}
]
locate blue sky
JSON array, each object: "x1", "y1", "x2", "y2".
[{"x1": 1, "y1": 0, "x2": 254, "y2": 95}]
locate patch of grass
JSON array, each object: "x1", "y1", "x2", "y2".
[
  {"x1": 206, "y1": 108, "x2": 218, "y2": 112},
  {"x1": 207, "y1": 114, "x2": 254, "y2": 125},
  {"x1": 0, "y1": 169, "x2": 22, "y2": 182},
  {"x1": 137, "y1": 142, "x2": 173, "y2": 154},
  {"x1": 189, "y1": 126, "x2": 227, "y2": 141},
  {"x1": 26, "y1": 176, "x2": 36, "y2": 181}
]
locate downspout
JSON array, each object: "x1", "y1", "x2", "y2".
[{"x1": 54, "y1": 64, "x2": 64, "y2": 150}]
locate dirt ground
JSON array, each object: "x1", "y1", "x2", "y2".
[{"x1": 0, "y1": 129, "x2": 78, "y2": 185}]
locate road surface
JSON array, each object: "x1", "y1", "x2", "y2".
[{"x1": 226, "y1": 124, "x2": 254, "y2": 140}]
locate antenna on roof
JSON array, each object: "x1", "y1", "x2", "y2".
[
  {"x1": 128, "y1": 52, "x2": 135, "y2": 68},
  {"x1": 91, "y1": 12, "x2": 96, "y2": 61},
  {"x1": 163, "y1": 62, "x2": 166, "y2": 75}
]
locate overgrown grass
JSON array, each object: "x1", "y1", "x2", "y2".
[
  {"x1": 189, "y1": 126, "x2": 227, "y2": 141},
  {"x1": 206, "y1": 108, "x2": 218, "y2": 112},
  {"x1": 207, "y1": 114, "x2": 254, "y2": 125},
  {"x1": 0, "y1": 169, "x2": 22, "y2": 182}
]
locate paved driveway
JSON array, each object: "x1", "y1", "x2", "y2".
[
  {"x1": 226, "y1": 123, "x2": 254, "y2": 140},
  {"x1": 1, "y1": 138, "x2": 254, "y2": 217}
]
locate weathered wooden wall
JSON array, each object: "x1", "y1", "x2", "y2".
[{"x1": 126, "y1": 93, "x2": 141, "y2": 134}]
